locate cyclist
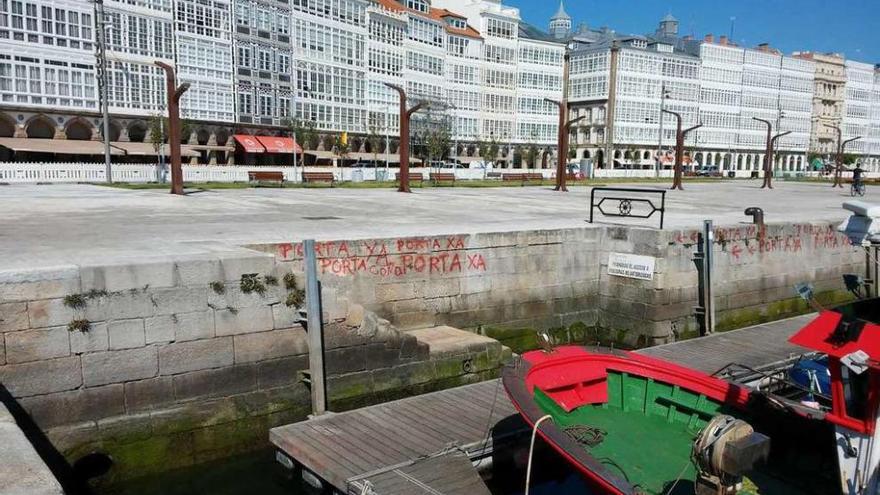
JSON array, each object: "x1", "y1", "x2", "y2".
[{"x1": 852, "y1": 163, "x2": 865, "y2": 196}]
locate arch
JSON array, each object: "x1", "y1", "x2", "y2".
[
  {"x1": 714, "y1": 152, "x2": 722, "y2": 165},
  {"x1": 0, "y1": 112, "x2": 15, "y2": 137},
  {"x1": 106, "y1": 120, "x2": 122, "y2": 141},
  {"x1": 737, "y1": 155, "x2": 743, "y2": 170},
  {"x1": 215, "y1": 128, "x2": 230, "y2": 147},
  {"x1": 596, "y1": 149, "x2": 605, "y2": 168},
  {"x1": 127, "y1": 121, "x2": 148, "y2": 142},
  {"x1": 613, "y1": 150, "x2": 622, "y2": 159},
  {"x1": 196, "y1": 127, "x2": 211, "y2": 146},
  {"x1": 623, "y1": 150, "x2": 632, "y2": 160},
  {"x1": 64, "y1": 117, "x2": 94, "y2": 140},
  {"x1": 26, "y1": 115, "x2": 57, "y2": 139},
  {"x1": 643, "y1": 150, "x2": 651, "y2": 160},
  {"x1": 582, "y1": 149, "x2": 591, "y2": 159}
]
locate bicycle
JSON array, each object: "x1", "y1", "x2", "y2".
[{"x1": 851, "y1": 181, "x2": 866, "y2": 197}]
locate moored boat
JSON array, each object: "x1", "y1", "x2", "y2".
[{"x1": 503, "y1": 299, "x2": 880, "y2": 495}]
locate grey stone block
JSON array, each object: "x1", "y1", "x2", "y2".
[
  {"x1": 0, "y1": 422, "x2": 65, "y2": 494},
  {"x1": 256, "y1": 355, "x2": 310, "y2": 388},
  {"x1": 83, "y1": 291, "x2": 155, "y2": 322},
  {"x1": 19, "y1": 384, "x2": 124, "y2": 429},
  {"x1": 0, "y1": 334, "x2": 4, "y2": 366},
  {"x1": 70, "y1": 322, "x2": 109, "y2": 354},
  {"x1": 217, "y1": 251, "x2": 276, "y2": 281},
  {"x1": 271, "y1": 303, "x2": 302, "y2": 329},
  {"x1": 124, "y1": 376, "x2": 174, "y2": 413},
  {"x1": 325, "y1": 346, "x2": 367, "y2": 375},
  {"x1": 0, "y1": 357, "x2": 82, "y2": 397},
  {"x1": 82, "y1": 347, "x2": 158, "y2": 387},
  {"x1": 172, "y1": 365, "x2": 257, "y2": 401},
  {"x1": 27, "y1": 299, "x2": 76, "y2": 329},
  {"x1": 80, "y1": 258, "x2": 175, "y2": 293},
  {"x1": 233, "y1": 328, "x2": 308, "y2": 364},
  {"x1": 145, "y1": 310, "x2": 214, "y2": 344},
  {"x1": 0, "y1": 265, "x2": 81, "y2": 303},
  {"x1": 4, "y1": 327, "x2": 69, "y2": 364},
  {"x1": 365, "y1": 343, "x2": 400, "y2": 370},
  {"x1": 214, "y1": 306, "x2": 273, "y2": 336},
  {"x1": 108, "y1": 319, "x2": 145, "y2": 350},
  {"x1": 150, "y1": 287, "x2": 208, "y2": 316},
  {"x1": 158, "y1": 337, "x2": 233, "y2": 375},
  {"x1": 0, "y1": 302, "x2": 29, "y2": 332},
  {"x1": 173, "y1": 255, "x2": 224, "y2": 286}
]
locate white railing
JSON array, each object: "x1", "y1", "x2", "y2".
[{"x1": 5, "y1": 162, "x2": 853, "y2": 184}]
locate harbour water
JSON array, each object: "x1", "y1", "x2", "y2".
[{"x1": 98, "y1": 447, "x2": 592, "y2": 495}]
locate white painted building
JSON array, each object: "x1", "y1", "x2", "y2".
[
  {"x1": 175, "y1": 0, "x2": 234, "y2": 122},
  {"x1": 843, "y1": 60, "x2": 876, "y2": 162}
]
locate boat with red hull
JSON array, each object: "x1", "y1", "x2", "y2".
[{"x1": 503, "y1": 300, "x2": 880, "y2": 495}]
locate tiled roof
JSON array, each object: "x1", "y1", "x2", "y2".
[{"x1": 374, "y1": 0, "x2": 482, "y2": 39}]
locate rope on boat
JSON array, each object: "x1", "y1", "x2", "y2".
[
  {"x1": 524, "y1": 414, "x2": 554, "y2": 495},
  {"x1": 563, "y1": 425, "x2": 607, "y2": 447},
  {"x1": 473, "y1": 378, "x2": 503, "y2": 467}
]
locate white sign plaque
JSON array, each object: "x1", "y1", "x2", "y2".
[{"x1": 607, "y1": 252, "x2": 656, "y2": 281}]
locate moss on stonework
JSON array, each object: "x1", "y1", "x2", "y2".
[{"x1": 716, "y1": 289, "x2": 853, "y2": 333}]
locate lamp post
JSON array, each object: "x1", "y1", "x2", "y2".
[
  {"x1": 824, "y1": 124, "x2": 861, "y2": 188},
  {"x1": 95, "y1": 0, "x2": 112, "y2": 182},
  {"x1": 155, "y1": 61, "x2": 190, "y2": 195},
  {"x1": 656, "y1": 82, "x2": 671, "y2": 178},
  {"x1": 662, "y1": 108, "x2": 701, "y2": 190},
  {"x1": 384, "y1": 83, "x2": 425, "y2": 193}
]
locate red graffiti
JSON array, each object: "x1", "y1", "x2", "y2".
[
  {"x1": 730, "y1": 243, "x2": 742, "y2": 261},
  {"x1": 273, "y1": 235, "x2": 485, "y2": 278}
]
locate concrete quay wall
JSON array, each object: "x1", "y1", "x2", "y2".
[{"x1": 0, "y1": 220, "x2": 862, "y2": 485}]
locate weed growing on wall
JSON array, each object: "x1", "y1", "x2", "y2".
[
  {"x1": 63, "y1": 294, "x2": 87, "y2": 309},
  {"x1": 240, "y1": 274, "x2": 266, "y2": 295},
  {"x1": 67, "y1": 319, "x2": 91, "y2": 333},
  {"x1": 263, "y1": 275, "x2": 279, "y2": 286},
  {"x1": 210, "y1": 281, "x2": 226, "y2": 295}
]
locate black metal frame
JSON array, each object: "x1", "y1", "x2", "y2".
[{"x1": 588, "y1": 187, "x2": 667, "y2": 229}]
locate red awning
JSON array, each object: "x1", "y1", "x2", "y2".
[
  {"x1": 233, "y1": 134, "x2": 266, "y2": 153},
  {"x1": 255, "y1": 136, "x2": 302, "y2": 154}
]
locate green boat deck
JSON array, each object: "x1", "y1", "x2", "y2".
[{"x1": 535, "y1": 372, "x2": 724, "y2": 495}]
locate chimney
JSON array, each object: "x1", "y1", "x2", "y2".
[
  {"x1": 757, "y1": 43, "x2": 770, "y2": 52},
  {"x1": 719, "y1": 35, "x2": 728, "y2": 46},
  {"x1": 704, "y1": 33, "x2": 714, "y2": 43}
]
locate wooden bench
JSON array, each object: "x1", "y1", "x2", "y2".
[
  {"x1": 486, "y1": 172, "x2": 502, "y2": 179},
  {"x1": 302, "y1": 171, "x2": 336, "y2": 186},
  {"x1": 501, "y1": 173, "x2": 526, "y2": 183},
  {"x1": 407, "y1": 174, "x2": 424, "y2": 187},
  {"x1": 430, "y1": 172, "x2": 456, "y2": 185},
  {"x1": 248, "y1": 170, "x2": 284, "y2": 184},
  {"x1": 525, "y1": 173, "x2": 544, "y2": 182}
]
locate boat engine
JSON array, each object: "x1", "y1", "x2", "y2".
[{"x1": 692, "y1": 415, "x2": 771, "y2": 495}]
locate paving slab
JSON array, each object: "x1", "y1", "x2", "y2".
[{"x1": 0, "y1": 181, "x2": 871, "y2": 270}]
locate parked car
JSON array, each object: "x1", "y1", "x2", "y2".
[{"x1": 696, "y1": 165, "x2": 721, "y2": 177}]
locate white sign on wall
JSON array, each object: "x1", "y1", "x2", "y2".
[{"x1": 607, "y1": 252, "x2": 656, "y2": 281}]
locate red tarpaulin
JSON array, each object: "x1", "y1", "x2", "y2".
[
  {"x1": 790, "y1": 311, "x2": 880, "y2": 365},
  {"x1": 255, "y1": 136, "x2": 302, "y2": 154},
  {"x1": 233, "y1": 134, "x2": 266, "y2": 153}
]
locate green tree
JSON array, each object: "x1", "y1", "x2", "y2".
[
  {"x1": 425, "y1": 124, "x2": 451, "y2": 167},
  {"x1": 479, "y1": 136, "x2": 499, "y2": 165},
  {"x1": 148, "y1": 114, "x2": 167, "y2": 154},
  {"x1": 333, "y1": 134, "x2": 350, "y2": 164},
  {"x1": 842, "y1": 153, "x2": 857, "y2": 165}
]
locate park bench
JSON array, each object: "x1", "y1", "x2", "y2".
[
  {"x1": 502, "y1": 173, "x2": 529, "y2": 186},
  {"x1": 525, "y1": 173, "x2": 544, "y2": 183},
  {"x1": 248, "y1": 170, "x2": 284, "y2": 184},
  {"x1": 302, "y1": 171, "x2": 336, "y2": 186},
  {"x1": 430, "y1": 172, "x2": 456, "y2": 185},
  {"x1": 487, "y1": 172, "x2": 502, "y2": 179},
  {"x1": 407, "y1": 174, "x2": 424, "y2": 187}
]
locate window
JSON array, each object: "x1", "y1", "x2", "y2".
[
  {"x1": 486, "y1": 17, "x2": 515, "y2": 39},
  {"x1": 405, "y1": 0, "x2": 428, "y2": 13}
]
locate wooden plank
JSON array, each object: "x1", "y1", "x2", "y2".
[{"x1": 352, "y1": 451, "x2": 491, "y2": 495}]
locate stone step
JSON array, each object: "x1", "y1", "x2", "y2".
[{"x1": 405, "y1": 325, "x2": 502, "y2": 358}]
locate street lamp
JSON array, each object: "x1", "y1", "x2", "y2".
[
  {"x1": 662, "y1": 108, "x2": 701, "y2": 190},
  {"x1": 656, "y1": 83, "x2": 671, "y2": 178},
  {"x1": 823, "y1": 124, "x2": 861, "y2": 188}
]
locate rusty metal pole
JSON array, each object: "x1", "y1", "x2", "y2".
[
  {"x1": 155, "y1": 62, "x2": 189, "y2": 195},
  {"x1": 560, "y1": 117, "x2": 585, "y2": 191},
  {"x1": 832, "y1": 125, "x2": 843, "y2": 188},
  {"x1": 841, "y1": 136, "x2": 862, "y2": 187},
  {"x1": 767, "y1": 130, "x2": 792, "y2": 189},
  {"x1": 384, "y1": 83, "x2": 424, "y2": 193},
  {"x1": 545, "y1": 98, "x2": 566, "y2": 190},
  {"x1": 753, "y1": 117, "x2": 773, "y2": 189}
]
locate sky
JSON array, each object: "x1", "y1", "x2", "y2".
[{"x1": 510, "y1": 0, "x2": 880, "y2": 63}]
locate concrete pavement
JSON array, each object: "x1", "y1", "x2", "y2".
[{"x1": 0, "y1": 180, "x2": 872, "y2": 270}]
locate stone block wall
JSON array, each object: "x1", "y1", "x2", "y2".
[
  {"x1": 0, "y1": 248, "x2": 506, "y2": 485},
  {"x1": 598, "y1": 221, "x2": 863, "y2": 345}
]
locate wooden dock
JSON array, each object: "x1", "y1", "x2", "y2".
[{"x1": 270, "y1": 314, "x2": 815, "y2": 495}]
